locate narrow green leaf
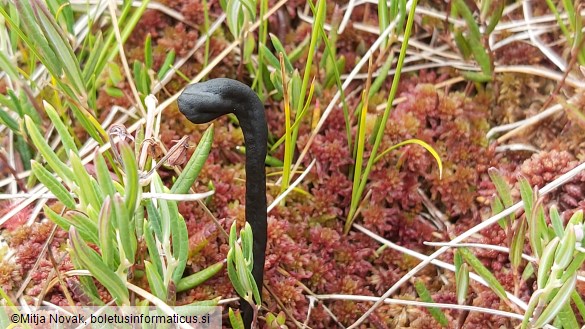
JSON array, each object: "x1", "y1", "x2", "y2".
[
  {"x1": 143, "y1": 221, "x2": 163, "y2": 276},
  {"x1": 228, "y1": 308, "x2": 245, "y2": 329},
  {"x1": 538, "y1": 237, "x2": 560, "y2": 289},
  {"x1": 95, "y1": 151, "x2": 116, "y2": 198},
  {"x1": 227, "y1": 249, "x2": 248, "y2": 299},
  {"x1": 269, "y1": 33, "x2": 293, "y2": 74},
  {"x1": 157, "y1": 50, "x2": 176, "y2": 80},
  {"x1": 462, "y1": 71, "x2": 492, "y2": 83},
  {"x1": 571, "y1": 291, "x2": 585, "y2": 321},
  {"x1": 152, "y1": 175, "x2": 171, "y2": 242},
  {"x1": 241, "y1": 223, "x2": 254, "y2": 270},
  {"x1": 15, "y1": 135, "x2": 32, "y2": 171},
  {"x1": 33, "y1": 0, "x2": 84, "y2": 95},
  {"x1": 177, "y1": 262, "x2": 224, "y2": 292},
  {"x1": 145, "y1": 261, "x2": 167, "y2": 300},
  {"x1": 32, "y1": 161, "x2": 75, "y2": 209},
  {"x1": 113, "y1": 193, "x2": 136, "y2": 264},
  {"x1": 550, "y1": 206, "x2": 564, "y2": 238},
  {"x1": 533, "y1": 274, "x2": 577, "y2": 328},
  {"x1": 459, "y1": 247, "x2": 507, "y2": 301},
  {"x1": 0, "y1": 51, "x2": 20, "y2": 82},
  {"x1": 105, "y1": 87, "x2": 124, "y2": 98},
  {"x1": 414, "y1": 280, "x2": 449, "y2": 327},
  {"x1": 69, "y1": 227, "x2": 129, "y2": 305},
  {"x1": 82, "y1": 32, "x2": 104, "y2": 83},
  {"x1": 519, "y1": 178, "x2": 533, "y2": 222},
  {"x1": 171, "y1": 126, "x2": 214, "y2": 194},
  {"x1": 378, "y1": 0, "x2": 389, "y2": 47},
  {"x1": 0, "y1": 107, "x2": 19, "y2": 133},
  {"x1": 69, "y1": 103, "x2": 106, "y2": 145},
  {"x1": 119, "y1": 141, "x2": 140, "y2": 215},
  {"x1": 43, "y1": 205, "x2": 72, "y2": 232},
  {"x1": 454, "y1": 250, "x2": 469, "y2": 305},
  {"x1": 556, "y1": 301, "x2": 579, "y2": 329},
  {"x1": 453, "y1": 0, "x2": 481, "y2": 43},
  {"x1": 25, "y1": 115, "x2": 75, "y2": 184},
  {"x1": 454, "y1": 30, "x2": 472, "y2": 59},
  {"x1": 171, "y1": 210, "x2": 188, "y2": 284},
  {"x1": 145, "y1": 199, "x2": 163, "y2": 242},
  {"x1": 530, "y1": 202, "x2": 544, "y2": 258},
  {"x1": 45, "y1": 207, "x2": 99, "y2": 246},
  {"x1": 43, "y1": 101, "x2": 77, "y2": 156},
  {"x1": 554, "y1": 223, "x2": 576, "y2": 270},
  {"x1": 98, "y1": 196, "x2": 117, "y2": 268},
  {"x1": 12, "y1": 0, "x2": 62, "y2": 77},
  {"x1": 64, "y1": 210, "x2": 99, "y2": 245},
  {"x1": 259, "y1": 43, "x2": 280, "y2": 69},
  {"x1": 144, "y1": 34, "x2": 153, "y2": 69},
  {"x1": 488, "y1": 168, "x2": 512, "y2": 207},
  {"x1": 486, "y1": 0, "x2": 505, "y2": 34},
  {"x1": 492, "y1": 196, "x2": 507, "y2": 229},
  {"x1": 510, "y1": 217, "x2": 527, "y2": 269},
  {"x1": 70, "y1": 151, "x2": 100, "y2": 211},
  {"x1": 568, "y1": 210, "x2": 583, "y2": 225},
  {"x1": 235, "y1": 242, "x2": 257, "y2": 303},
  {"x1": 522, "y1": 263, "x2": 534, "y2": 282},
  {"x1": 246, "y1": 267, "x2": 261, "y2": 306}
]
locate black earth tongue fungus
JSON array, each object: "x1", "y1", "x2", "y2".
[{"x1": 177, "y1": 78, "x2": 267, "y2": 329}]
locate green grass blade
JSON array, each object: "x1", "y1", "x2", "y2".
[
  {"x1": 144, "y1": 34, "x2": 152, "y2": 69},
  {"x1": 144, "y1": 220, "x2": 163, "y2": 276},
  {"x1": 31, "y1": 161, "x2": 75, "y2": 209},
  {"x1": 70, "y1": 151, "x2": 101, "y2": 211},
  {"x1": 145, "y1": 261, "x2": 167, "y2": 300},
  {"x1": 33, "y1": 0, "x2": 84, "y2": 95},
  {"x1": 228, "y1": 308, "x2": 245, "y2": 329},
  {"x1": 157, "y1": 50, "x2": 176, "y2": 80},
  {"x1": 519, "y1": 178, "x2": 533, "y2": 222},
  {"x1": 510, "y1": 216, "x2": 527, "y2": 270},
  {"x1": 556, "y1": 301, "x2": 579, "y2": 329},
  {"x1": 538, "y1": 237, "x2": 560, "y2": 289},
  {"x1": 347, "y1": 0, "x2": 418, "y2": 230},
  {"x1": 533, "y1": 274, "x2": 577, "y2": 328},
  {"x1": 550, "y1": 206, "x2": 564, "y2": 238},
  {"x1": 459, "y1": 247, "x2": 507, "y2": 301},
  {"x1": 69, "y1": 227, "x2": 129, "y2": 305},
  {"x1": 171, "y1": 125, "x2": 214, "y2": 194},
  {"x1": 269, "y1": 34, "x2": 293, "y2": 73},
  {"x1": 113, "y1": 193, "x2": 136, "y2": 264},
  {"x1": 176, "y1": 262, "x2": 224, "y2": 292},
  {"x1": 25, "y1": 115, "x2": 75, "y2": 184},
  {"x1": 12, "y1": 0, "x2": 62, "y2": 77},
  {"x1": 119, "y1": 141, "x2": 140, "y2": 215},
  {"x1": 98, "y1": 196, "x2": 117, "y2": 268},
  {"x1": 487, "y1": 168, "x2": 512, "y2": 207},
  {"x1": 170, "y1": 207, "x2": 188, "y2": 284},
  {"x1": 0, "y1": 51, "x2": 20, "y2": 82},
  {"x1": 44, "y1": 101, "x2": 77, "y2": 155},
  {"x1": 571, "y1": 291, "x2": 585, "y2": 321},
  {"x1": 414, "y1": 280, "x2": 448, "y2": 327},
  {"x1": 95, "y1": 151, "x2": 116, "y2": 198},
  {"x1": 454, "y1": 250, "x2": 469, "y2": 305},
  {"x1": 64, "y1": 210, "x2": 99, "y2": 245}
]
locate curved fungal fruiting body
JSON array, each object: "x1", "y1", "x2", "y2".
[{"x1": 178, "y1": 78, "x2": 267, "y2": 328}]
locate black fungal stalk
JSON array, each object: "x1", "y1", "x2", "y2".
[{"x1": 177, "y1": 78, "x2": 267, "y2": 328}]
